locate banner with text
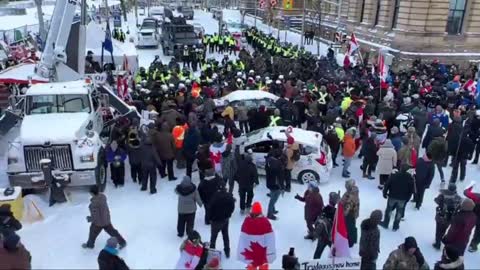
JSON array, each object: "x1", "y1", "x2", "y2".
[{"x1": 301, "y1": 257, "x2": 361, "y2": 270}]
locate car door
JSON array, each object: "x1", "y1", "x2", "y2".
[{"x1": 244, "y1": 140, "x2": 274, "y2": 174}]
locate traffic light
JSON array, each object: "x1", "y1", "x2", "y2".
[{"x1": 283, "y1": 0, "x2": 293, "y2": 10}]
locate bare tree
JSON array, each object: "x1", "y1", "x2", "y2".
[
  {"x1": 34, "y1": 0, "x2": 46, "y2": 42},
  {"x1": 311, "y1": 0, "x2": 322, "y2": 55},
  {"x1": 120, "y1": 0, "x2": 127, "y2": 21}
]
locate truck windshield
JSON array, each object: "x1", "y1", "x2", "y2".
[{"x1": 26, "y1": 94, "x2": 91, "y2": 115}]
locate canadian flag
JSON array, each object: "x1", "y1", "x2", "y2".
[
  {"x1": 237, "y1": 216, "x2": 276, "y2": 267},
  {"x1": 348, "y1": 33, "x2": 359, "y2": 55},
  {"x1": 209, "y1": 143, "x2": 226, "y2": 173},
  {"x1": 331, "y1": 202, "x2": 350, "y2": 258},
  {"x1": 463, "y1": 79, "x2": 477, "y2": 96},
  {"x1": 464, "y1": 182, "x2": 480, "y2": 203},
  {"x1": 175, "y1": 241, "x2": 204, "y2": 270}
]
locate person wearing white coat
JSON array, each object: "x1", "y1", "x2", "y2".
[{"x1": 376, "y1": 139, "x2": 397, "y2": 190}]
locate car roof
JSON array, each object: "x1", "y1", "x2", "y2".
[
  {"x1": 26, "y1": 80, "x2": 90, "y2": 96},
  {"x1": 245, "y1": 127, "x2": 323, "y2": 147},
  {"x1": 222, "y1": 90, "x2": 279, "y2": 102}
]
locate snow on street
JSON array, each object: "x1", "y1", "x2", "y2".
[{"x1": 0, "y1": 7, "x2": 479, "y2": 269}]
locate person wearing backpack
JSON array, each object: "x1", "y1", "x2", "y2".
[
  {"x1": 313, "y1": 192, "x2": 340, "y2": 259},
  {"x1": 433, "y1": 183, "x2": 462, "y2": 250},
  {"x1": 285, "y1": 136, "x2": 300, "y2": 192}
]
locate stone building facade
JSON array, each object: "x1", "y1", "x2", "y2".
[{"x1": 306, "y1": 0, "x2": 480, "y2": 66}]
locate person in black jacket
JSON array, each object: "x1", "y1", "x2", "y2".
[
  {"x1": 381, "y1": 164, "x2": 415, "y2": 231},
  {"x1": 183, "y1": 124, "x2": 201, "y2": 178},
  {"x1": 266, "y1": 148, "x2": 285, "y2": 220},
  {"x1": 98, "y1": 237, "x2": 129, "y2": 270},
  {"x1": 282, "y1": 247, "x2": 300, "y2": 270},
  {"x1": 236, "y1": 154, "x2": 259, "y2": 214},
  {"x1": 140, "y1": 135, "x2": 161, "y2": 194},
  {"x1": 0, "y1": 204, "x2": 22, "y2": 239},
  {"x1": 414, "y1": 152, "x2": 435, "y2": 209},
  {"x1": 198, "y1": 168, "x2": 223, "y2": 225},
  {"x1": 422, "y1": 119, "x2": 445, "y2": 149},
  {"x1": 362, "y1": 133, "x2": 378, "y2": 180},
  {"x1": 450, "y1": 132, "x2": 474, "y2": 183},
  {"x1": 359, "y1": 210, "x2": 382, "y2": 270},
  {"x1": 208, "y1": 183, "x2": 235, "y2": 258}
]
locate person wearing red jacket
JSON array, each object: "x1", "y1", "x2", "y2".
[
  {"x1": 443, "y1": 198, "x2": 477, "y2": 255},
  {"x1": 464, "y1": 185, "x2": 480, "y2": 252},
  {"x1": 295, "y1": 181, "x2": 324, "y2": 240}
]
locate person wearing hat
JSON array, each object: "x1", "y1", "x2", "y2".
[
  {"x1": 341, "y1": 180, "x2": 360, "y2": 247},
  {"x1": 208, "y1": 182, "x2": 235, "y2": 258},
  {"x1": 313, "y1": 192, "x2": 340, "y2": 259},
  {"x1": 359, "y1": 210, "x2": 383, "y2": 270},
  {"x1": 177, "y1": 230, "x2": 208, "y2": 270},
  {"x1": 381, "y1": 163, "x2": 415, "y2": 231},
  {"x1": 281, "y1": 247, "x2": 300, "y2": 270},
  {"x1": 83, "y1": 186, "x2": 127, "y2": 249},
  {"x1": 198, "y1": 168, "x2": 223, "y2": 225},
  {"x1": 105, "y1": 140, "x2": 127, "y2": 188},
  {"x1": 295, "y1": 181, "x2": 324, "y2": 240},
  {"x1": 0, "y1": 233, "x2": 31, "y2": 270},
  {"x1": 236, "y1": 153, "x2": 259, "y2": 214},
  {"x1": 343, "y1": 128, "x2": 356, "y2": 178},
  {"x1": 443, "y1": 198, "x2": 477, "y2": 255},
  {"x1": 433, "y1": 183, "x2": 463, "y2": 250},
  {"x1": 176, "y1": 176, "x2": 203, "y2": 237},
  {"x1": 285, "y1": 136, "x2": 300, "y2": 192},
  {"x1": 97, "y1": 237, "x2": 129, "y2": 270},
  {"x1": 434, "y1": 245, "x2": 464, "y2": 270},
  {"x1": 383, "y1": 237, "x2": 419, "y2": 270}
]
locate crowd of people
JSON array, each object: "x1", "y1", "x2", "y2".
[{"x1": 1, "y1": 23, "x2": 480, "y2": 270}]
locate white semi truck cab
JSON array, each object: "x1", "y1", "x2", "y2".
[{"x1": 6, "y1": 80, "x2": 108, "y2": 190}]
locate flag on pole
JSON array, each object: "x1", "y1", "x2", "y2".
[
  {"x1": 378, "y1": 53, "x2": 388, "y2": 82},
  {"x1": 101, "y1": 20, "x2": 114, "y2": 66},
  {"x1": 175, "y1": 241, "x2": 204, "y2": 269},
  {"x1": 348, "y1": 33, "x2": 359, "y2": 55},
  {"x1": 330, "y1": 202, "x2": 350, "y2": 258},
  {"x1": 464, "y1": 79, "x2": 477, "y2": 96}
]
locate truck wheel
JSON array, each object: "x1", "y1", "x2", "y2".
[
  {"x1": 95, "y1": 149, "x2": 107, "y2": 192},
  {"x1": 297, "y1": 170, "x2": 319, "y2": 184}
]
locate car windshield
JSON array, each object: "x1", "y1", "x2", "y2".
[{"x1": 26, "y1": 94, "x2": 91, "y2": 115}]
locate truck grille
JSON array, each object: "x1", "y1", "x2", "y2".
[{"x1": 24, "y1": 145, "x2": 73, "y2": 172}]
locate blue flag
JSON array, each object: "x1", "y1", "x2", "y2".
[{"x1": 103, "y1": 21, "x2": 113, "y2": 54}]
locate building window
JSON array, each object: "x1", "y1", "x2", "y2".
[
  {"x1": 374, "y1": 0, "x2": 381, "y2": 25},
  {"x1": 392, "y1": 0, "x2": 401, "y2": 28},
  {"x1": 359, "y1": 0, "x2": 366, "y2": 22},
  {"x1": 446, "y1": 0, "x2": 467, "y2": 34}
]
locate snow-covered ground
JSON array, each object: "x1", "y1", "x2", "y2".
[{"x1": 0, "y1": 7, "x2": 479, "y2": 269}]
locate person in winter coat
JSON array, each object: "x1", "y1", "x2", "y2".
[
  {"x1": 381, "y1": 164, "x2": 415, "y2": 231},
  {"x1": 446, "y1": 116, "x2": 463, "y2": 161},
  {"x1": 359, "y1": 210, "x2": 383, "y2": 270},
  {"x1": 152, "y1": 122, "x2": 177, "y2": 180},
  {"x1": 390, "y1": 127, "x2": 403, "y2": 152},
  {"x1": 397, "y1": 137, "x2": 415, "y2": 169},
  {"x1": 450, "y1": 132, "x2": 474, "y2": 183},
  {"x1": 422, "y1": 119, "x2": 445, "y2": 150},
  {"x1": 183, "y1": 124, "x2": 201, "y2": 178},
  {"x1": 282, "y1": 247, "x2": 300, "y2": 270},
  {"x1": 383, "y1": 237, "x2": 419, "y2": 270},
  {"x1": 443, "y1": 198, "x2": 477, "y2": 255},
  {"x1": 342, "y1": 129, "x2": 356, "y2": 178},
  {"x1": 221, "y1": 144, "x2": 237, "y2": 193},
  {"x1": 324, "y1": 126, "x2": 340, "y2": 167},
  {"x1": 236, "y1": 154, "x2": 259, "y2": 214},
  {"x1": 237, "y1": 102, "x2": 249, "y2": 133},
  {"x1": 176, "y1": 176, "x2": 203, "y2": 237},
  {"x1": 0, "y1": 204, "x2": 22, "y2": 239},
  {"x1": 295, "y1": 181, "x2": 324, "y2": 239},
  {"x1": 376, "y1": 139, "x2": 397, "y2": 190},
  {"x1": 341, "y1": 180, "x2": 360, "y2": 247},
  {"x1": 198, "y1": 168, "x2": 223, "y2": 225},
  {"x1": 266, "y1": 148, "x2": 286, "y2": 220},
  {"x1": 313, "y1": 192, "x2": 340, "y2": 259},
  {"x1": 0, "y1": 233, "x2": 31, "y2": 270},
  {"x1": 126, "y1": 128, "x2": 143, "y2": 184},
  {"x1": 464, "y1": 184, "x2": 480, "y2": 252},
  {"x1": 140, "y1": 134, "x2": 161, "y2": 194},
  {"x1": 433, "y1": 183, "x2": 463, "y2": 250},
  {"x1": 285, "y1": 136, "x2": 299, "y2": 192},
  {"x1": 83, "y1": 186, "x2": 127, "y2": 249},
  {"x1": 159, "y1": 102, "x2": 184, "y2": 131},
  {"x1": 405, "y1": 127, "x2": 421, "y2": 153},
  {"x1": 414, "y1": 152, "x2": 435, "y2": 209},
  {"x1": 434, "y1": 245, "x2": 464, "y2": 270},
  {"x1": 362, "y1": 133, "x2": 378, "y2": 180},
  {"x1": 208, "y1": 183, "x2": 235, "y2": 258},
  {"x1": 106, "y1": 140, "x2": 127, "y2": 187},
  {"x1": 209, "y1": 135, "x2": 227, "y2": 174},
  {"x1": 98, "y1": 237, "x2": 129, "y2": 270},
  {"x1": 177, "y1": 230, "x2": 208, "y2": 270}
]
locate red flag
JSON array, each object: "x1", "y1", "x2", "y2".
[
  {"x1": 331, "y1": 202, "x2": 350, "y2": 257},
  {"x1": 348, "y1": 33, "x2": 359, "y2": 55},
  {"x1": 175, "y1": 241, "x2": 204, "y2": 269}
]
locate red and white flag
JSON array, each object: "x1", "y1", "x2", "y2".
[
  {"x1": 175, "y1": 241, "x2": 204, "y2": 270},
  {"x1": 378, "y1": 53, "x2": 389, "y2": 82},
  {"x1": 259, "y1": 0, "x2": 266, "y2": 8},
  {"x1": 209, "y1": 143, "x2": 226, "y2": 173},
  {"x1": 331, "y1": 202, "x2": 350, "y2": 258},
  {"x1": 348, "y1": 33, "x2": 359, "y2": 55},
  {"x1": 237, "y1": 216, "x2": 276, "y2": 267},
  {"x1": 464, "y1": 79, "x2": 477, "y2": 96}
]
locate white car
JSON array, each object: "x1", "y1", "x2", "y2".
[
  {"x1": 237, "y1": 127, "x2": 332, "y2": 183},
  {"x1": 137, "y1": 28, "x2": 160, "y2": 48},
  {"x1": 213, "y1": 90, "x2": 279, "y2": 118}
]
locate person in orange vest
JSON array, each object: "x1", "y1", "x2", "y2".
[{"x1": 172, "y1": 117, "x2": 189, "y2": 169}]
